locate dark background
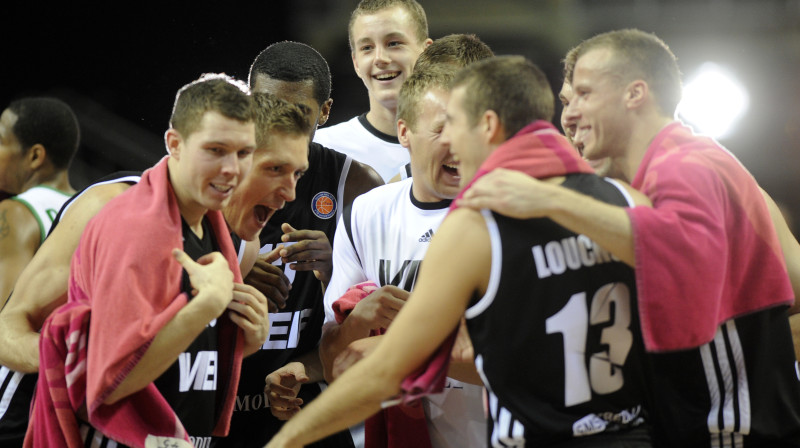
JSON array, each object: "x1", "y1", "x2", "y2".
[{"x1": 6, "y1": 0, "x2": 800, "y2": 231}]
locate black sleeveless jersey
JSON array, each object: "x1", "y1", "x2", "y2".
[
  {"x1": 151, "y1": 216, "x2": 220, "y2": 442},
  {"x1": 0, "y1": 171, "x2": 141, "y2": 447},
  {"x1": 466, "y1": 174, "x2": 652, "y2": 447},
  {"x1": 216, "y1": 143, "x2": 355, "y2": 447},
  {"x1": 647, "y1": 307, "x2": 800, "y2": 447}
]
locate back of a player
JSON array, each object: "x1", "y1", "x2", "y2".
[{"x1": 465, "y1": 173, "x2": 653, "y2": 447}]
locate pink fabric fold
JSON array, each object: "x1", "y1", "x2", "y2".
[
  {"x1": 628, "y1": 122, "x2": 793, "y2": 351},
  {"x1": 26, "y1": 156, "x2": 244, "y2": 447},
  {"x1": 332, "y1": 281, "x2": 379, "y2": 325}
]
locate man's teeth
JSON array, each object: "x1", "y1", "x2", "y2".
[{"x1": 376, "y1": 72, "x2": 399, "y2": 80}]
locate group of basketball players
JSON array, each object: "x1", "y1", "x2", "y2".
[{"x1": 1, "y1": 0, "x2": 800, "y2": 447}]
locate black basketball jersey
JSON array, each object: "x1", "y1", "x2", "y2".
[
  {"x1": 466, "y1": 174, "x2": 652, "y2": 447},
  {"x1": 216, "y1": 143, "x2": 355, "y2": 447},
  {"x1": 152, "y1": 216, "x2": 220, "y2": 442},
  {"x1": 647, "y1": 307, "x2": 800, "y2": 447},
  {"x1": 0, "y1": 171, "x2": 142, "y2": 447}
]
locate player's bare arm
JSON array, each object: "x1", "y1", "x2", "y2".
[
  {"x1": 459, "y1": 168, "x2": 638, "y2": 267},
  {"x1": 0, "y1": 200, "x2": 41, "y2": 303},
  {"x1": 0, "y1": 182, "x2": 131, "y2": 372},
  {"x1": 267, "y1": 207, "x2": 490, "y2": 447},
  {"x1": 343, "y1": 160, "x2": 384, "y2": 207}
]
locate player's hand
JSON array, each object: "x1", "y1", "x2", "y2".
[
  {"x1": 332, "y1": 336, "x2": 380, "y2": 380},
  {"x1": 279, "y1": 223, "x2": 333, "y2": 287},
  {"x1": 349, "y1": 285, "x2": 409, "y2": 333},
  {"x1": 265, "y1": 361, "x2": 309, "y2": 420},
  {"x1": 173, "y1": 249, "x2": 234, "y2": 315},
  {"x1": 227, "y1": 283, "x2": 270, "y2": 356},
  {"x1": 244, "y1": 245, "x2": 291, "y2": 312},
  {"x1": 457, "y1": 168, "x2": 551, "y2": 219}
]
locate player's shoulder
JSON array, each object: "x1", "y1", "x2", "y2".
[
  {"x1": 0, "y1": 196, "x2": 36, "y2": 221},
  {"x1": 353, "y1": 178, "x2": 409, "y2": 208},
  {"x1": 314, "y1": 116, "x2": 360, "y2": 139}
]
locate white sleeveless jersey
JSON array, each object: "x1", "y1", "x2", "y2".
[
  {"x1": 323, "y1": 178, "x2": 486, "y2": 448},
  {"x1": 11, "y1": 186, "x2": 72, "y2": 242},
  {"x1": 313, "y1": 114, "x2": 409, "y2": 183}
]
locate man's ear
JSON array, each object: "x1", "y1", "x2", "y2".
[
  {"x1": 482, "y1": 110, "x2": 506, "y2": 146},
  {"x1": 318, "y1": 98, "x2": 333, "y2": 127},
  {"x1": 626, "y1": 80, "x2": 648, "y2": 109},
  {"x1": 25, "y1": 144, "x2": 46, "y2": 170},
  {"x1": 397, "y1": 119, "x2": 411, "y2": 150},
  {"x1": 165, "y1": 128, "x2": 182, "y2": 158}
]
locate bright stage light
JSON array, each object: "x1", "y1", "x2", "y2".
[{"x1": 676, "y1": 62, "x2": 750, "y2": 140}]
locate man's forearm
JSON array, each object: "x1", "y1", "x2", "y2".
[
  {"x1": 0, "y1": 312, "x2": 40, "y2": 373},
  {"x1": 546, "y1": 185, "x2": 636, "y2": 267},
  {"x1": 104, "y1": 292, "x2": 221, "y2": 404}
]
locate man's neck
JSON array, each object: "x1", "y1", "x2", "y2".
[
  {"x1": 625, "y1": 116, "x2": 675, "y2": 180},
  {"x1": 167, "y1": 159, "x2": 205, "y2": 238},
  {"x1": 20, "y1": 169, "x2": 74, "y2": 195},
  {"x1": 365, "y1": 102, "x2": 398, "y2": 137}
]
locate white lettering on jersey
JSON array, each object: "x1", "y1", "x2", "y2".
[
  {"x1": 378, "y1": 259, "x2": 421, "y2": 290},
  {"x1": 532, "y1": 235, "x2": 618, "y2": 279},
  {"x1": 263, "y1": 308, "x2": 312, "y2": 350},
  {"x1": 189, "y1": 436, "x2": 213, "y2": 448},
  {"x1": 178, "y1": 351, "x2": 218, "y2": 392}
]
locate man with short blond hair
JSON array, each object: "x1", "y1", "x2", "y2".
[{"x1": 313, "y1": 0, "x2": 432, "y2": 182}]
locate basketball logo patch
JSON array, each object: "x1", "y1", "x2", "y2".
[{"x1": 312, "y1": 191, "x2": 337, "y2": 219}]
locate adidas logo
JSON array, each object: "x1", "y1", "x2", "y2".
[{"x1": 419, "y1": 229, "x2": 434, "y2": 242}]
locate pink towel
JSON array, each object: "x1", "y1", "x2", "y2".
[
  {"x1": 26, "y1": 157, "x2": 244, "y2": 447},
  {"x1": 628, "y1": 122, "x2": 793, "y2": 351}
]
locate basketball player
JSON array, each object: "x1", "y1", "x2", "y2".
[
  {"x1": 265, "y1": 55, "x2": 655, "y2": 448},
  {"x1": 0, "y1": 92, "x2": 313, "y2": 445},
  {"x1": 212, "y1": 41, "x2": 383, "y2": 448},
  {"x1": 23, "y1": 74, "x2": 268, "y2": 447},
  {"x1": 457, "y1": 29, "x2": 800, "y2": 446},
  {"x1": 0, "y1": 97, "x2": 79, "y2": 303},
  {"x1": 390, "y1": 33, "x2": 495, "y2": 182},
  {"x1": 0, "y1": 96, "x2": 80, "y2": 446},
  {"x1": 318, "y1": 64, "x2": 486, "y2": 448},
  {"x1": 313, "y1": 0, "x2": 432, "y2": 182}
]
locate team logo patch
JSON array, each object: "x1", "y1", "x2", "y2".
[{"x1": 311, "y1": 191, "x2": 337, "y2": 219}]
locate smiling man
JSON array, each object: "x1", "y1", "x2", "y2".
[
  {"x1": 313, "y1": 0, "x2": 432, "y2": 182},
  {"x1": 266, "y1": 55, "x2": 655, "y2": 448},
  {"x1": 458, "y1": 30, "x2": 800, "y2": 446},
  {"x1": 25, "y1": 74, "x2": 261, "y2": 448},
  {"x1": 318, "y1": 63, "x2": 485, "y2": 448}
]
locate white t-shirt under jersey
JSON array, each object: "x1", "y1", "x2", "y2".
[
  {"x1": 324, "y1": 179, "x2": 486, "y2": 448},
  {"x1": 313, "y1": 114, "x2": 409, "y2": 183}
]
